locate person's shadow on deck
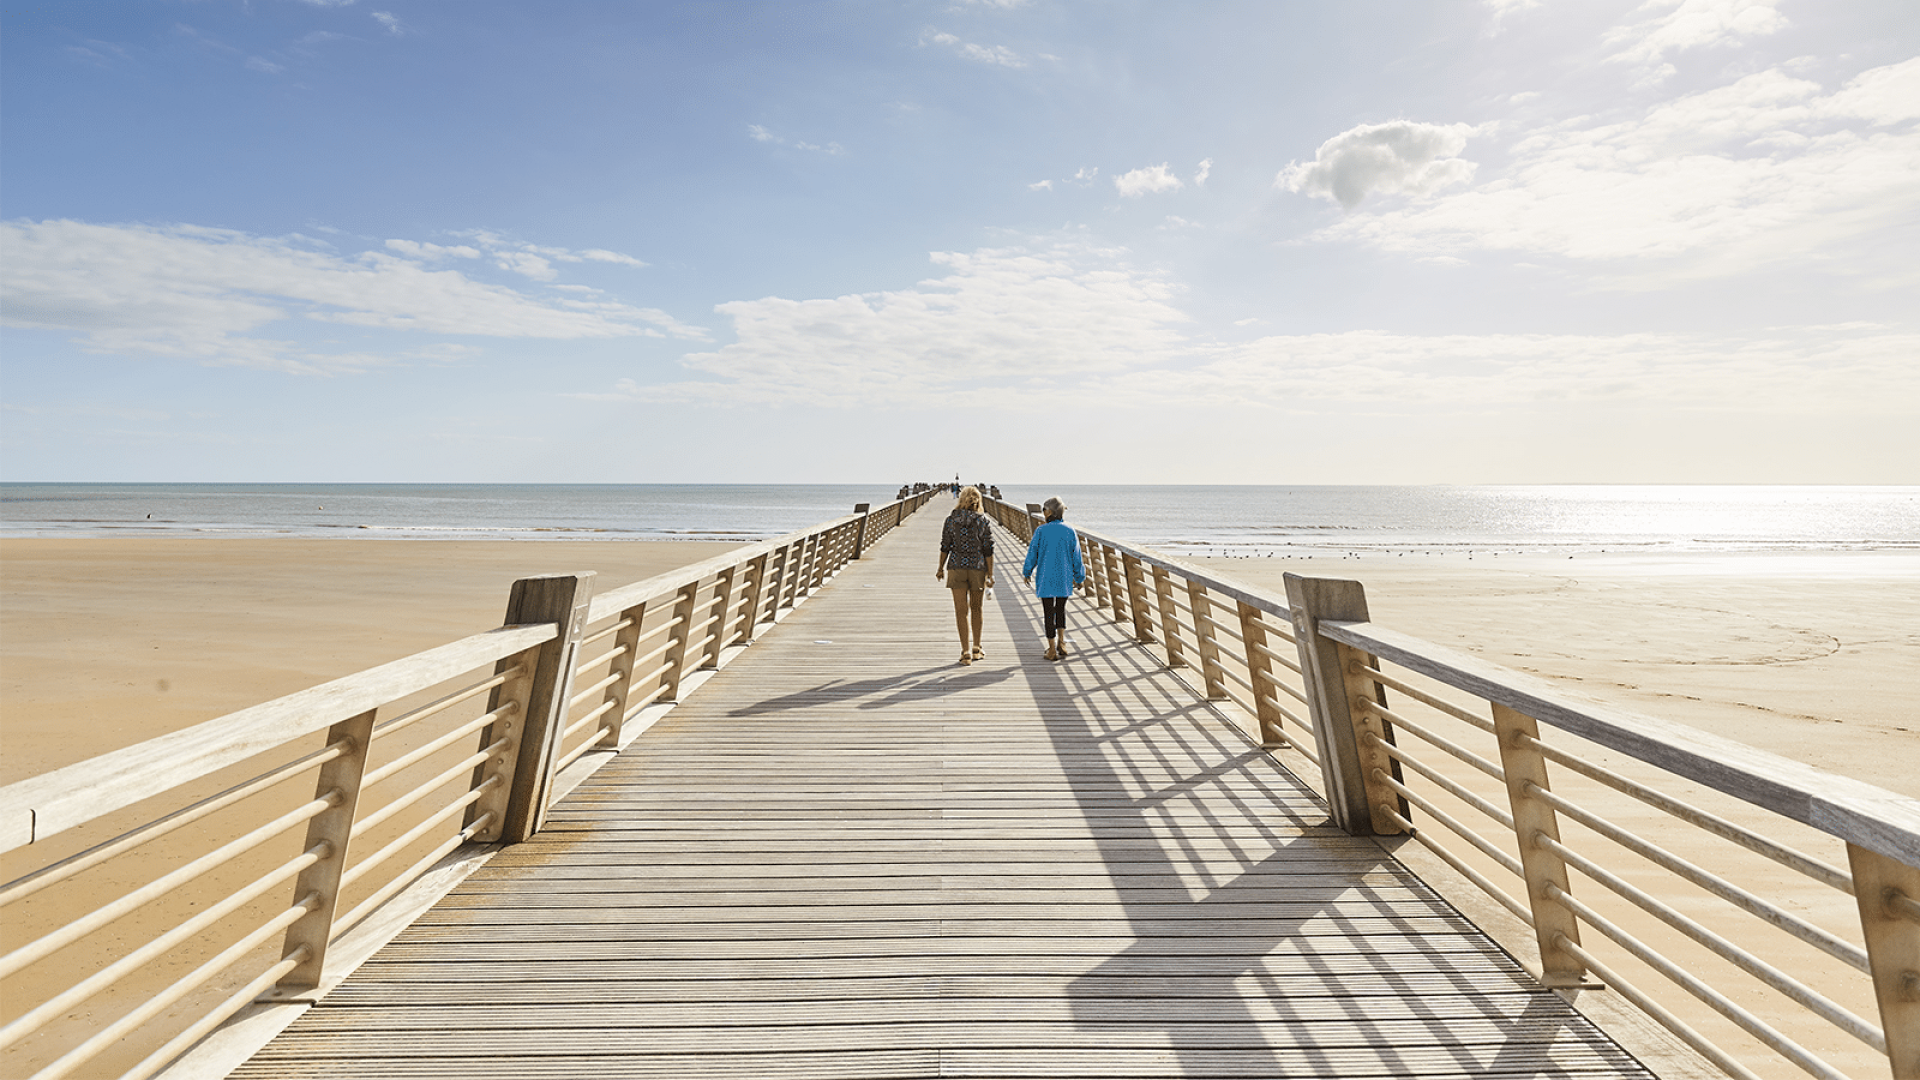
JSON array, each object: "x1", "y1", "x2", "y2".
[{"x1": 725, "y1": 663, "x2": 1014, "y2": 716}]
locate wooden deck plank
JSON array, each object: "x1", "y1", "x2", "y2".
[{"x1": 241, "y1": 506, "x2": 1651, "y2": 1079}]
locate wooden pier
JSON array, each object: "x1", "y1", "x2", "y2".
[
  {"x1": 231, "y1": 508, "x2": 1646, "y2": 1078},
  {"x1": 6, "y1": 491, "x2": 1917, "y2": 1080}
]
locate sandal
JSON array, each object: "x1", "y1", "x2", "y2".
[
  {"x1": 971, "y1": 647, "x2": 984, "y2": 661},
  {"x1": 959, "y1": 653, "x2": 972, "y2": 666}
]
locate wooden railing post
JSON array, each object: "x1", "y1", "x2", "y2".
[
  {"x1": 271, "y1": 707, "x2": 376, "y2": 997},
  {"x1": 599, "y1": 599, "x2": 648, "y2": 746},
  {"x1": 660, "y1": 579, "x2": 701, "y2": 702},
  {"x1": 764, "y1": 543, "x2": 790, "y2": 617},
  {"x1": 493, "y1": 572, "x2": 595, "y2": 843},
  {"x1": 1235, "y1": 603, "x2": 1290, "y2": 750},
  {"x1": 1186, "y1": 580, "x2": 1229, "y2": 700},
  {"x1": 1102, "y1": 545, "x2": 1126, "y2": 624},
  {"x1": 1081, "y1": 536, "x2": 1103, "y2": 605},
  {"x1": 807, "y1": 527, "x2": 832, "y2": 592},
  {"x1": 851, "y1": 504, "x2": 872, "y2": 560},
  {"x1": 1491, "y1": 703, "x2": 1587, "y2": 988},
  {"x1": 702, "y1": 565, "x2": 737, "y2": 670},
  {"x1": 1121, "y1": 553, "x2": 1154, "y2": 642},
  {"x1": 1283, "y1": 573, "x2": 1403, "y2": 836},
  {"x1": 738, "y1": 554, "x2": 771, "y2": 644},
  {"x1": 1152, "y1": 565, "x2": 1186, "y2": 668},
  {"x1": 1848, "y1": 844, "x2": 1920, "y2": 1079}
]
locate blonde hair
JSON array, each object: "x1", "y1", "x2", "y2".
[{"x1": 957, "y1": 485, "x2": 983, "y2": 512}]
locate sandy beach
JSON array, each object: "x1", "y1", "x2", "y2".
[
  {"x1": 2, "y1": 538, "x2": 1915, "y2": 1079},
  {"x1": 1192, "y1": 549, "x2": 1920, "y2": 799},
  {"x1": 0, "y1": 538, "x2": 744, "y2": 784}
]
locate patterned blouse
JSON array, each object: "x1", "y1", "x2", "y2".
[{"x1": 940, "y1": 508, "x2": 995, "y2": 570}]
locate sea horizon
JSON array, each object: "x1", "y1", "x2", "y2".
[{"x1": 4, "y1": 481, "x2": 1915, "y2": 557}]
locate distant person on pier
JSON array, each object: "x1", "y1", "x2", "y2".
[
  {"x1": 1022, "y1": 496, "x2": 1084, "y2": 661},
  {"x1": 936, "y1": 485, "x2": 995, "y2": 665}
]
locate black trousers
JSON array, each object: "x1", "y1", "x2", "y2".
[{"x1": 1041, "y1": 596, "x2": 1068, "y2": 637}]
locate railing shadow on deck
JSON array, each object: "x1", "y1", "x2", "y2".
[
  {"x1": 984, "y1": 534, "x2": 1631, "y2": 1077},
  {"x1": 983, "y1": 495, "x2": 1920, "y2": 1080},
  {"x1": 0, "y1": 490, "x2": 938, "y2": 1080}
]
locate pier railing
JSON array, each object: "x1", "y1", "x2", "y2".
[
  {"x1": 987, "y1": 495, "x2": 1920, "y2": 1080},
  {"x1": 0, "y1": 490, "x2": 935, "y2": 1080}
]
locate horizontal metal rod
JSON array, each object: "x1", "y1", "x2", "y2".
[
  {"x1": 362, "y1": 706, "x2": 510, "y2": 792},
  {"x1": 340, "y1": 782, "x2": 492, "y2": 894},
  {"x1": 1357, "y1": 663, "x2": 1495, "y2": 732},
  {"x1": 1380, "y1": 805, "x2": 1533, "y2": 927},
  {"x1": 1538, "y1": 832, "x2": 1884, "y2": 1053},
  {"x1": 0, "y1": 843, "x2": 324, "y2": 1050},
  {"x1": 1365, "y1": 699, "x2": 1505, "y2": 783},
  {"x1": 1, "y1": 738, "x2": 346, "y2": 907},
  {"x1": 0, "y1": 792, "x2": 337, "y2": 981},
  {"x1": 1524, "y1": 781, "x2": 1869, "y2": 972},
  {"x1": 1376, "y1": 769, "x2": 1524, "y2": 877},
  {"x1": 351, "y1": 741, "x2": 502, "y2": 840},
  {"x1": 372, "y1": 668, "x2": 519, "y2": 741},
  {"x1": 1553, "y1": 935, "x2": 1767, "y2": 1080},
  {"x1": 1370, "y1": 735, "x2": 1516, "y2": 833},
  {"x1": 119, "y1": 944, "x2": 311, "y2": 1080},
  {"x1": 1546, "y1": 882, "x2": 1854, "y2": 1080},
  {"x1": 1518, "y1": 732, "x2": 1853, "y2": 895}
]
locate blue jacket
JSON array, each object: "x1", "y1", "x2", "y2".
[{"x1": 1023, "y1": 519, "x2": 1085, "y2": 598}]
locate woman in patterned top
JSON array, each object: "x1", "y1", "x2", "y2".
[{"x1": 936, "y1": 485, "x2": 995, "y2": 665}]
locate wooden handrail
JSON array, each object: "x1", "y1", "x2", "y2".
[
  {"x1": 0, "y1": 622, "x2": 557, "y2": 854},
  {"x1": 1318, "y1": 617, "x2": 1920, "y2": 868}
]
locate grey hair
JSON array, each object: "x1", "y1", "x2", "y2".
[{"x1": 1042, "y1": 496, "x2": 1065, "y2": 521}]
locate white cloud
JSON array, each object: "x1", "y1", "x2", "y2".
[
  {"x1": 1194, "y1": 158, "x2": 1213, "y2": 186},
  {"x1": 446, "y1": 230, "x2": 649, "y2": 271},
  {"x1": 1278, "y1": 121, "x2": 1477, "y2": 209},
  {"x1": 746, "y1": 124, "x2": 844, "y2": 154},
  {"x1": 245, "y1": 56, "x2": 285, "y2": 74},
  {"x1": 1114, "y1": 163, "x2": 1185, "y2": 198},
  {"x1": 0, "y1": 220, "x2": 703, "y2": 374},
  {"x1": 580, "y1": 249, "x2": 647, "y2": 266},
  {"x1": 1606, "y1": 0, "x2": 1787, "y2": 81},
  {"x1": 1303, "y1": 59, "x2": 1920, "y2": 280},
  {"x1": 371, "y1": 11, "x2": 405, "y2": 36},
  {"x1": 599, "y1": 241, "x2": 1916, "y2": 420},
  {"x1": 492, "y1": 251, "x2": 556, "y2": 281},
  {"x1": 1029, "y1": 179, "x2": 1053, "y2": 191},
  {"x1": 1111, "y1": 326, "x2": 1917, "y2": 415},
  {"x1": 1072, "y1": 166, "x2": 1099, "y2": 183},
  {"x1": 385, "y1": 239, "x2": 481, "y2": 259},
  {"x1": 921, "y1": 29, "x2": 1026, "y2": 68},
  {"x1": 613, "y1": 242, "x2": 1189, "y2": 406}
]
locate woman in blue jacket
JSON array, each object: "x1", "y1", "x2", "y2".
[{"x1": 1022, "y1": 496, "x2": 1085, "y2": 661}]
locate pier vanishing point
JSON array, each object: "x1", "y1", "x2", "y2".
[{"x1": 3, "y1": 491, "x2": 1917, "y2": 1080}]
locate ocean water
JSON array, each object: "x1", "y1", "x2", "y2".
[{"x1": 3, "y1": 483, "x2": 1916, "y2": 555}]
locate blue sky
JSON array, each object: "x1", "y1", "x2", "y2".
[{"x1": 2, "y1": 0, "x2": 1915, "y2": 483}]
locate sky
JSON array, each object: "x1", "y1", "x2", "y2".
[{"x1": 2, "y1": 0, "x2": 1916, "y2": 484}]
